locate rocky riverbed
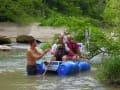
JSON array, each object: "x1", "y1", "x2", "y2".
[{"x1": 0, "y1": 22, "x2": 65, "y2": 42}]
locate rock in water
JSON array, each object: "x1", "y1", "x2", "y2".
[
  {"x1": 16, "y1": 35, "x2": 34, "y2": 43},
  {"x1": 0, "y1": 36, "x2": 11, "y2": 44},
  {"x1": 0, "y1": 45, "x2": 11, "y2": 51}
]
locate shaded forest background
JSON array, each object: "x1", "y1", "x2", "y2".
[{"x1": 0, "y1": 0, "x2": 106, "y2": 22}]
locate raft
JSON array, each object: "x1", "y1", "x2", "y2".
[{"x1": 36, "y1": 61, "x2": 90, "y2": 76}]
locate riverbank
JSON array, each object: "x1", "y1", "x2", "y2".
[{"x1": 0, "y1": 22, "x2": 65, "y2": 42}]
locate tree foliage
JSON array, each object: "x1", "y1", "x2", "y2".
[
  {"x1": 0, "y1": 0, "x2": 107, "y2": 22},
  {"x1": 103, "y1": 0, "x2": 120, "y2": 26},
  {"x1": 99, "y1": 55, "x2": 120, "y2": 82},
  {"x1": 0, "y1": 0, "x2": 44, "y2": 22}
]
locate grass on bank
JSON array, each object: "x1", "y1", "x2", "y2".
[{"x1": 98, "y1": 55, "x2": 120, "y2": 84}]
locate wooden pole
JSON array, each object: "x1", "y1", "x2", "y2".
[
  {"x1": 42, "y1": 60, "x2": 52, "y2": 77},
  {"x1": 84, "y1": 28, "x2": 88, "y2": 61}
]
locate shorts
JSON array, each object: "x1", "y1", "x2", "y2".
[
  {"x1": 27, "y1": 65, "x2": 37, "y2": 75},
  {"x1": 55, "y1": 54, "x2": 63, "y2": 61}
]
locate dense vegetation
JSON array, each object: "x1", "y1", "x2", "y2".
[
  {"x1": 0, "y1": 0, "x2": 106, "y2": 22},
  {"x1": 98, "y1": 55, "x2": 120, "y2": 84},
  {"x1": 0, "y1": 0, "x2": 120, "y2": 83}
]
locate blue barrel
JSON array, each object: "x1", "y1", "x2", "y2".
[
  {"x1": 57, "y1": 61, "x2": 79, "y2": 76},
  {"x1": 79, "y1": 61, "x2": 90, "y2": 71},
  {"x1": 36, "y1": 61, "x2": 45, "y2": 74}
]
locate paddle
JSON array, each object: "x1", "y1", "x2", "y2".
[
  {"x1": 42, "y1": 60, "x2": 52, "y2": 77},
  {"x1": 41, "y1": 37, "x2": 53, "y2": 77}
]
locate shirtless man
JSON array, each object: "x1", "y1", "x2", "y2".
[{"x1": 26, "y1": 39, "x2": 50, "y2": 75}]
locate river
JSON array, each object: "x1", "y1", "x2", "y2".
[{"x1": 0, "y1": 43, "x2": 118, "y2": 90}]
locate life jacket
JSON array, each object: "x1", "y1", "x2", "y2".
[
  {"x1": 55, "y1": 42, "x2": 67, "y2": 57},
  {"x1": 71, "y1": 40, "x2": 77, "y2": 54}
]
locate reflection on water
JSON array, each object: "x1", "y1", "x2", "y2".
[{"x1": 0, "y1": 43, "x2": 118, "y2": 90}]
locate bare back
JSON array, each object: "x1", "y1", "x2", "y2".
[{"x1": 26, "y1": 48, "x2": 36, "y2": 65}]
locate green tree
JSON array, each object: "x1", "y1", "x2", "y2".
[
  {"x1": 103, "y1": 0, "x2": 120, "y2": 26},
  {"x1": 77, "y1": 0, "x2": 106, "y2": 19}
]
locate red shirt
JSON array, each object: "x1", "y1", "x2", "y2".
[{"x1": 67, "y1": 41, "x2": 79, "y2": 56}]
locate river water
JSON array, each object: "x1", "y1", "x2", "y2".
[{"x1": 0, "y1": 43, "x2": 118, "y2": 90}]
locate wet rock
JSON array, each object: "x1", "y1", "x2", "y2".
[
  {"x1": 89, "y1": 53, "x2": 109, "y2": 64},
  {"x1": 16, "y1": 35, "x2": 34, "y2": 43},
  {"x1": 16, "y1": 35, "x2": 42, "y2": 43},
  {"x1": 36, "y1": 40, "x2": 42, "y2": 43},
  {"x1": 0, "y1": 45, "x2": 11, "y2": 51},
  {"x1": 0, "y1": 36, "x2": 11, "y2": 44},
  {"x1": 89, "y1": 54, "x2": 102, "y2": 64},
  {"x1": 116, "y1": 81, "x2": 120, "y2": 85}
]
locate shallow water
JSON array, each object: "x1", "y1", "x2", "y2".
[{"x1": 0, "y1": 43, "x2": 119, "y2": 90}]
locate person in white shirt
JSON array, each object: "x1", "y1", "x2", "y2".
[{"x1": 51, "y1": 35, "x2": 70, "y2": 61}]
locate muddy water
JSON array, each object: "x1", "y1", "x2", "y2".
[{"x1": 0, "y1": 43, "x2": 118, "y2": 90}]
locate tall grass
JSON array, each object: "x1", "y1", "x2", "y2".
[{"x1": 99, "y1": 55, "x2": 120, "y2": 82}]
